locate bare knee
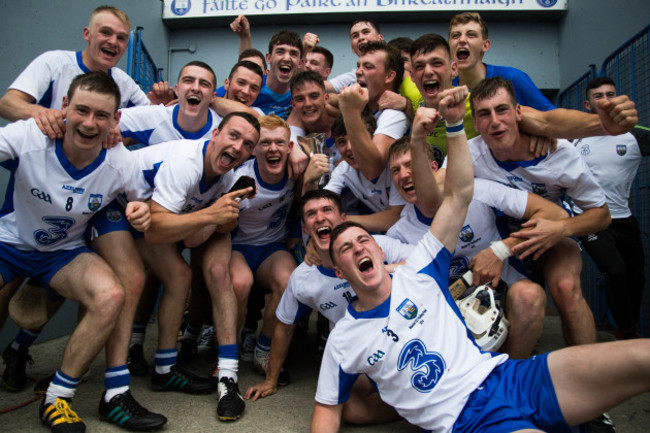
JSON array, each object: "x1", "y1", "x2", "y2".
[
  {"x1": 88, "y1": 281, "x2": 126, "y2": 322},
  {"x1": 508, "y1": 282, "x2": 546, "y2": 323},
  {"x1": 550, "y1": 276, "x2": 584, "y2": 313}
]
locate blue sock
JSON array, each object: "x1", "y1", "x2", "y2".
[
  {"x1": 256, "y1": 333, "x2": 272, "y2": 353},
  {"x1": 45, "y1": 370, "x2": 80, "y2": 405},
  {"x1": 154, "y1": 348, "x2": 177, "y2": 374},
  {"x1": 13, "y1": 328, "x2": 40, "y2": 349},
  {"x1": 104, "y1": 365, "x2": 130, "y2": 402}
]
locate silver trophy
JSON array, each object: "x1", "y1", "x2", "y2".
[{"x1": 298, "y1": 132, "x2": 334, "y2": 188}]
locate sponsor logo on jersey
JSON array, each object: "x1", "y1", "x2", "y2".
[
  {"x1": 320, "y1": 301, "x2": 337, "y2": 310},
  {"x1": 88, "y1": 194, "x2": 103, "y2": 212},
  {"x1": 61, "y1": 185, "x2": 85, "y2": 194},
  {"x1": 333, "y1": 281, "x2": 350, "y2": 291},
  {"x1": 617, "y1": 145, "x2": 627, "y2": 156},
  {"x1": 579, "y1": 144, "x2": 591, "y2": 156},
  {"x1": 170, "y1": 0, "x2": 191, "y2": 16},
  {"x1": 33, "y1": 216, "x2": 75, "y2": 246},
  {"x1": 396, "y1": 298, "x2": 418, "y2": 320},
  {"x1": 459, "y1": 225, "x2": 474, "y2": 242},
  {"x1": 367, "y1": 350, "x2": 385, "y2": 366},
  {"x1": 507, "y1": 175, "x2": 522, "y2": 183},
  {"x1": 397, "y1": 339, "x2": 446, "y2": 393},
  {"x1": 31, "y1": 188, "x2": 52, "y2": 204},
  {"x1": 449, "y1": 256, "x2": 469, "y2": 281},
  {"x1": 258, "y1": 202, "x2": 273, "y2": 212},
  {"x1": 531, "y1": 183, "x2": 547, "y2": 195},
  {"x1": 381, "y1": 326, "x2": 399, "y2": 342},
  {"x1": 268, "y1": 204, "x2": 289, "y2": 230}
]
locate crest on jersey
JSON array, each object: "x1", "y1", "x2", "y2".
[
  {"x1": 617, "y1": 145, "x2": 627, "y2": 156},
  {"x1": 396, "y1": 299, "x2": 418, "y2": 320},
  {"x1": 531, "y1": 183, "x2": 547, "y2": 195},
  {"x1": 459, "y1": 225, "x2": 474, "y2": 242},
  {"x1": 397, "y1": 339, "x2": 446, "y2": 393},
  {"x1": 88, "y1": 194, "x2": 103, "y2": 212}
]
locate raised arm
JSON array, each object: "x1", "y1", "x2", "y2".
[
  {"x1": 409, "y1": 111, "x2": 443, "y2": 218},
  {"x1": 338, "y1": 84, "x2": 387, "y2": 180},
  {"x1": 519, "y1": 95, "x2": 638, "y2": 139},
  {"x1": 230, "y1": 15, "x2": 252, "y2": 55},
  {"x1": 427, "y1": 86, "x2": 473, "y2": 251}
]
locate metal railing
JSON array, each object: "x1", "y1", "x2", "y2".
[
  {"x1": 557, "y1": 25, "x2": 650, "y2": 335},
  {"x1": 127, "y1": 27, "x2": 163, "y2": 94}
]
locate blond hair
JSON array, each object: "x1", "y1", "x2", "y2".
[{"x1": 89, "y1": 6, "x2": 131, "y2": 30}]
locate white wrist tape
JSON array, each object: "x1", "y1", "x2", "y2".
[
  {"x1": 490, "y1": 241, "x2": 513, "y2": 261},
  {"x1": 445, "y1": 119, "x2": 465, "y2": 137}
]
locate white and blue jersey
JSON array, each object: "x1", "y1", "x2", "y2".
[
  {"x1": 453, "y1": 64, "x2": 555, "y2": 112},
  {"x1": 252, "y1": 75, "x2": 292, "y2": 120},
  {"x1": 9, "y1": 50, "x2": 149, "y2": 109},
  {"x1": 275, "y1": 235, "x2": 414, "y2": 330},
  {"x1": 328, "y1": 68, "x2": 356, "y2": 93},
  {"x1": 231, "y1": 158, "x2": 295, "y2": 245},
  {"x1": 574, "y1": 130, "x2": 650, "y2": 218},
  {"x1": 325, "y1": 163, "x2": 405, "y2": 213},
  {"x1": 315, "y1": 231, "x2": 508, "y2": 431},
  {"x1": 0, "y1": 119, "x2": 141, "y2": 251},
  {"x1": 386, "y1": 179, "x2": 529, "y2": 286},
  {"x1": 374, "y1": 108, "x2": 409, "y2": 140},
  {"x1": 119, "y1": 104, "x2": 222, "y2": 146},
  {"x1": 466, "y1": 137, "x2": 606, "y2": 211},
  {"x1": 130, "y1": 139, "x2": 234, "y2": 214}
]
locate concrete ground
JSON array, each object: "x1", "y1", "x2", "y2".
[{"x1": 1, "y1": 315, "x2": 649, "y2": 432}]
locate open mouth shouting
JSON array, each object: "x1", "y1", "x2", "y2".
[
  {"x1": 357, "y1": 257, "x2": 374, "y2": 274},
  {"x1": 77, "y1": 129, "x2": 99, "y2": 140},
  {"x1": 219, "y1": 151, "x2": 237, "y2": 170},
  {"x1": 266, "y1": 155, "x2": 283, "y2": 170},
  {"x1": 423, "y1": 79, "x2": 440, "y2": 97},
  {"x1": 187, "y1": 95, "x2": 201, "y2": 107},
  {"x1": 278, "y1": 64, "x2": 293, "y2": 79},
  {"x1": 456, "y1": 48, "x2": 470, "y2": 62},
  {"x1": 316, "y1": 225, "x2": 332, "y2": 241}
]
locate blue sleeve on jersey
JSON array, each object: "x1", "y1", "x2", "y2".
[
  {"x1": 122, "y1": 129, "x2": 155, "y2": 146},
  {"x1": 37, "y1": 81, "x2": 54, "y2": 108},
  {"x1": 215, "y1": 86, "x2": 226, "y2": 97},
  {"x1": 417, "y1": 246, "x2": 452, "y2": 294},
  {"x1": 337, "y1": 365, "x2": 360, "y2": 404},
  {"x1": 292, "y1": 301, "x2": 313, "y2": 324}
]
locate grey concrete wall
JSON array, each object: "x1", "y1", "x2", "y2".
[{"x1": 558, "y1": 0, "x2": 650, "y2": 88}]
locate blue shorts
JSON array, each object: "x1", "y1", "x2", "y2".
[
  {"x1": 0, "y1": 242, "x2": 91, "y2": 301},
  {"x1": 232, "y1": 242, "x2": 287, "y2": 275},
  {"x1": 453, "y1": 353, "x2": 572, "y2": 433},
  {"x1": 86, "y1": 200, "x2": 131, "y2": 242}
]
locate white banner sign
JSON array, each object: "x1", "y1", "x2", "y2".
[{"x1": 163, "y1": 0, "x2": 567, "y2": 20}]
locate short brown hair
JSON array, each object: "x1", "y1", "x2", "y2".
[
  {"x1": 449, "y1": 12, "x2": 488, "y2": 40},
  {"x1": 469, "y1": 77, "x2": 518, "y2": 114},
  {"x1": 388, "y1": 136, "x2": 435, "y2": 164}
]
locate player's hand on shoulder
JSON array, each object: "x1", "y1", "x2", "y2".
[
  {"x1": 338, "y1": 84, "x2": 369, "y2": 113},
  {"x1": 125, "y1": 201, "x2": 151, "y2": 232},
  {"x1": 303, "y1": 237, "x2": 322, "y2": 267},
  {"x1": 147, "y1": 81, "x2": 175, "y2": 106},
  {"x1": 527, "y1": 134, "x2": 557, "y2": 157},
  {"x1": 243, "y1": 380, "x2": 278, "y2": 402},
  {"x1": 103, "y1": 123, "x2": 123, "y2": 149},
  {"x1": 378, "y1": 90, "x2": 408, "y2": 113},
  {"x1": 599, "y1": 94, "x2": 638, "y2": 135},
  {"x1": 34, "y1": 108, "x2": 65, "y2": 139},
  {"x1": 437, "y1": 85, "x2": 468, "y2": 125}
]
